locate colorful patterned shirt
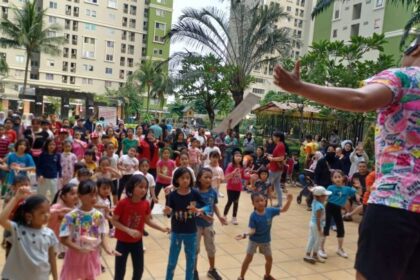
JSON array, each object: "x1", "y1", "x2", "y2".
[
  {"x1": 59, "y1": 208, "x2": 106, "y2": 249},
  {"x1": 365, "y1": 67, "x2": 420, "y2": 213}
]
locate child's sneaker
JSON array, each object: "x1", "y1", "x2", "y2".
[
  {"x1": 303, "y1": 256, "x2": 316, "y2": 264},
  {"x1": 318, "y1": 249, "x2": 328, "y2": 259},
  {"x1": 336, "y1": 248, "x2": 348, "y2": 258},
  {"x1": 314, "y1": 256, "x2": 326, "y2": 263},
  {"x1": 231, "y1": 217, "x2": 238, "y2": 225},
  {"x1": 207, "y1": 268, "x2": 222, "y2": 280}
]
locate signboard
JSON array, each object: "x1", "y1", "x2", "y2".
[{"x1": 98, "y1": 106, "x2": 117, "y2": 127}]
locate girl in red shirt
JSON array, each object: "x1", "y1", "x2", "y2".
[{"x1": 112, "y1": 174, "x2": 169, "y2": 280}]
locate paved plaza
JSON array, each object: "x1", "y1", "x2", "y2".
[{"x1": 0, "y1": 185, "x2": 360, "y2": 280}]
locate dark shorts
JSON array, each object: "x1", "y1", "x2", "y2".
[
  {"x1": 111, "y1": 180, "x2": 118, "y2": 196},
  {"x1": 355, "y1": 204, "x2": 420, "y2": 280}
]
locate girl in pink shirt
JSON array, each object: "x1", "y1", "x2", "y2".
[
  {"x1": 223, "y1": 150, "x2": 250, "y2": 225},
  {"x1": 48, "y1": 183, "x2": 79, "y2": 258},
  {"x1": 155, "y1": 147, "x2": 176, "y2": 205},
  {"x1": 61, "y1": 140, "x2": 78, "y2": 186},
  {"x1": 188, "y1": 138, "x2": 202, "y2": 176},
  {"x1": 72, "y1": 131, "x2": 87, "y2": 160}
]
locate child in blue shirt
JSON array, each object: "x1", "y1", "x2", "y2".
[
  {"x1": 319, "y1": 170, "x2": 359, "y2": 259},
  {"x1": 304, "y1": 186, "x2": 331, "y2": 264},
  {"x1": 235, "y1": 192, "x2": 293, "y2": 280},
  {"x1": 194, "y1": 167, "x2": 227, "y2": 280}
]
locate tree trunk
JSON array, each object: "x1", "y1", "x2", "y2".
[
  {"x1": 146, "y1": 84, "x2": 151, "y2": 114},
  {"x1": 299, "y1": 107, "x2": 304, "y2": 140},
  {"x1": 207, "y1": 107, "x2": 215, "y2": 130},
  {"x1": 230, "y1": 89, "x2": 244, "y2": 134},
  {"x1": 22, "y1": 50, "x2": 31, "y2": 96}
]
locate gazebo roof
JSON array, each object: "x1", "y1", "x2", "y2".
[{"x1": 253, "y1": 101, "x2": 321, "y2": 114}]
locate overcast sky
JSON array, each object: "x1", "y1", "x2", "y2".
[{"x1": 170, "y1": 0, "x2": 229, "y2": 54}]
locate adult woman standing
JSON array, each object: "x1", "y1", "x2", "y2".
[
  {"x1": 137, "y1": 130, "x2": 161, "y2": 178},
  {"x1": 23, "y1": 118, "x2": 49, "y2": 168},
  {"x1": 267, "y1": 131, "x2": 286, "y2": 208}
]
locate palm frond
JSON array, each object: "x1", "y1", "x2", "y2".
[{"x1": 401, "y1": 10, "x2": 420, "y2": 47}]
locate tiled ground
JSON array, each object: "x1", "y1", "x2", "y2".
[{"x1": 0, "y1": 184, "x2": 361, "y2": 280}]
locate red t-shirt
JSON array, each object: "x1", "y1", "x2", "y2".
[
  {"x1": 269, "y1": 142, "x2": 285, "y2": 172},
  {"x1": 156, "y1": 159, "x2": 176, "y2": 185},
  {"x1": 6, "y1": 129, "x2": 16, "y2": 143},
  {"x1": 114, "y1": 198, "x2": 151, "y2": 243}
]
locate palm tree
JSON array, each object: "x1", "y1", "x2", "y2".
[
  {"x1": 168, "y1": 0, "x2": 291, "y2": 107},
  {"x1": 0, "y1": 0, "x2": 64, "y2": 95},
  {"x1": 152, "y1": 70, "x2": 174, "y2": 111},
  {"x1": 311, "y1": 0, "x2": 416, "y2": 46},
  {"x1": 132, "y1": 59, "x2": 162, "y2": 114}
]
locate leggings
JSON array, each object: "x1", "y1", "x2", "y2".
[
  {"x1": 115, "y1": 240, "x2": 144, "y2": 280},
  {"x1": 323, "y1": 202, "x2": 345, "y2": 238},
  {"x1": 118, "y1": 174, "x2": 133, "y2": 200},
  {"x1": 224, "y1": 190, "x2": 241, "y2": 217}
]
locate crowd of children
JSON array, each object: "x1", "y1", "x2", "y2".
[{"x1": 0, "y1": 114, "x2": 372, "y2": 280}]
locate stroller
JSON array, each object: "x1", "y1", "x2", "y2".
[{"x1": 296, "y1": 169, "x2": 315, "y2": 210}]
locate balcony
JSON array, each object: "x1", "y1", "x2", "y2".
[
  {"x1": 71, "y1": 50, "x2": 77, "y2": 59},
  {"x1": 62, "y1": 76, "x2": 68, "y2": 83},
  {"x1": 73, "y1": 22, "x2": 78, "y2": 31},
  {"x1": 65, "y1": 6, "x2": 71, "y2": 16},
  {"x1": 73, "y1": 8, "x2": 79, "y2": 17},
  {"x1": 120, "y1": 59, "x2": 125, "y2": 66},
  {"x1": 119, "y1": 70, "x2": 125, "y2": 79},
  {"x1": 62, "y1": 63, "x2": 68, "y2": 71}
]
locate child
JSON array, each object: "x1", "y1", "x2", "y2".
[
  {"x1": 202, "y1": 136, "x2": 221, "y2": 167},
  {"x1": 0, "y1": 188, "x2": 58, "y2": 280},
  {"x1": 82, "y1": 149, "x2": 97, "y2": 173},
  {"x1": 59, "y1": 180, "x2": 119, "y2": 280},
  {"x1": 235, "y1": 193, "x2": 293, "y2": 280},
  {"x1": 94, "y1": 178, "x2": 114, "y2": 234},
  {"x1": 117, "y1": 147, "x2": 139, "y2": 199},
  {"x1": 94, "y1": 156, "x2": 122, "y2": 182},
  {"x1": 195, "y1": 168, "x2": 227, "y2": 280},
  {"x1": 319, "y1": 170, "x2": 359, "y2": 259},
  {"x1": 188, "y1": 138, "x2": 202, "y2": 176},
  {"x1": 205, "y1": 151, "x2": 225, "y2": 198},
  {"x1": 37, "y1": 139, "x2": 62, "y2": 200},
  {"x1": 304, "y1": 186, "x2": 331, "y2": 264},
  {"x1": 223, "y1": 150, "x2": 250, "y2": 225},
  {"x1": 60, "y1": 140, "x2": 77, "y2": 186},
  {"x1": 68, "y1": 166, "x2": 91, "y2": 186},
  {"x1": 48, "y1": 183, "x2": 79, "y2": 259},
  {"x1": 72, "y1": 131, "x2": 87, "y2": 161},
  {"x1": 163, "y1": 167, "x2": 207, "y2": 280},
  {"x1": 173, "y1": 152, "x2": 196, "y2": 184},
  {"x1": 121, "y1": 128, "x2": 138, "y2": 155},
  {"x1": 251, "y1": 168, "x2": 272, "y2": 204},
  {"x1": 135, "y1": 158, "x2": 157, "y2": 207},
  {"x1": 112, "y1": 174, "x2": 170, "y2": 280},
  {"x1": 155, "y1": 147, "x2": 176, "y2": 204},
  {"x1": 103, "y1": 142, "x2": 120, "y2": 204}
]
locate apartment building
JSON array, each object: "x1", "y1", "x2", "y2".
[
  {"x1": 0, "y1": 0, "x2": 172, "y2": 113},
  {"x1": 239, "y1": 0, "x2": 315, "y2": 97},
  {"x1": 312, "y1": 0, "x2": 412, "y2": 60}
]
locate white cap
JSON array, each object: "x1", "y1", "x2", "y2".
[{"x1": 311, "y1": 186, "x2": 332, "y2": 196}]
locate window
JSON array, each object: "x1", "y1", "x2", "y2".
[
  {"x1": 332, "y1": 29, "x2": 338, "y2": 38},
  {"x1": 84, "y1": 37, "x2": 95, "y2": 44},
  {"x1": 106, "y1": 41, "x2": 114, "y2": 48},
  {"x1": 108, "y1": 0, "x2": 117, "y2": 8},
  {"x1": 374, "y1": 18, "x2": 381, "y2": 29},
  {"x1": 127, "y1": 45, "x2": 134, "y2": 55},
  {"x1": 83, "y1": 51, "x2": 94, "y2": 58},
  {"x1": 129, "y1": 19, "x2": 136, "y2": 28},
  {"x1": 85, "y1": 23, "x2": 96, "y2": 31},
  {"x1": 83, "y1": 64, "x2": 94, "y2": 71},
  {"x1": 47, "y1": 60, "x2": 55, "y2": 67},
  {"x1": 350, "y1": 24, "x2": 360, "y2": 36},
  {"x1": 46, "y1": 73, "x2": 54, "y2": 80},
  {"x1": 82, "y1": 78, "x2": 93, "y2": 85},
  {"x1": 375, "y1": 0, "x2": 384, "y2": 8},
  {"x1": 286, "y1": 6, "x2": 291, "y2": 12},
  {"x1": 252, "y1": 88, "x2": 265, "y2": 94},
  {"x1": 334, "y1": 9, "x2": 340, "y2": 19},
  {"x1": 49, "y1": 16, "x2": 57, "y2": 23},
  {"x1": 155, "y1": 22, "x2": 166, "y2": 31},
  {"x1": 154, "y1": 35, "x2": 164, "y2": 43},
  {"x1": 15, "y1": 55, "x2": 24, "y2": 63},
  {"x1": 105, "y1": 54, "x2": 114, "y2": 61},
  {"x1": 85, "y1": 0, "x2": 98, "y2": 4},
  {"x1": 49, "y1": 1, "x2": 57, "y2": 9},
  {"x1": 254, "y1": 78, "x2": 265, "y2": 84},
  {"x1": 352, "y1": 3, "x2": 362, "y2": 20},
  {"x1": 153, "y1": 49, "x2": 163, "y2": 55},
  {"x1": 86, "y1": 9, "x2": 96, "y2": 17},
  {"x1": 105, "y1": 67, "x2": 113, "y2": 74},
  {"x1": 156, "y1": 9, "x2": 166, "y2": 17}
]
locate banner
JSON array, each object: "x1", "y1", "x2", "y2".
[{"x1": 98, "y1": 106, "x2": 117, "y2": 127}]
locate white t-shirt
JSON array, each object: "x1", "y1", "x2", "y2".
[
  {"x1": 118, "y1": 155, "x2": 139, "y2": 175},
  {"x1": 205, "y1": 164, "x2": 225, "y2": 188},
  {"x1": 2, "y1": 222, "x2": 58, "y2": 280},
  {"x1": 203, "y1": 146, "x2": 221, "y2": 166}
]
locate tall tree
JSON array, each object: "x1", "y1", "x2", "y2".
[
  {"x1": 169, "y1": 0, "x2": 291, "y2": 110},
  {"x1": 0, "y1": 0, "x2": 64, "y2": 94},
  {"x1": 175, "y1": 54, "x2": 232, "y2": 129},
  {"x1": 311, "y1": 0, "x2": 415, "y2": 46},
  {"x1": 152, "y1": 70, "x2": 174, "y2": 111}
]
